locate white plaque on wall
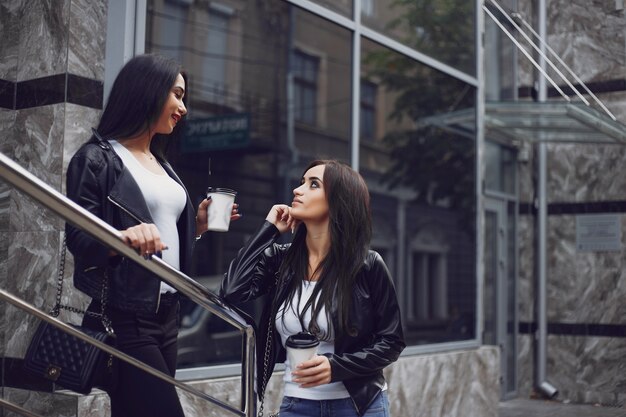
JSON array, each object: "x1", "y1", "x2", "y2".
[{"x1": 576, "y1": 214, "x2": 622, "y2": 252}]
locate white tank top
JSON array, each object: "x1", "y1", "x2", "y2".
[
  {"x1": 109, "y1": 140, "x2": 186, "y2": 293},
  {"x1": 275, "y1": 280, "x2": 350, "y2": 400}
]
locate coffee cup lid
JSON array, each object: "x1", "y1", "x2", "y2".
[
  {"x1": 206, "y1": 187, "x2": 237, "y2": 196},
  {"x1": 285, "y1": 332, "x2": 319, "y2": 349}
]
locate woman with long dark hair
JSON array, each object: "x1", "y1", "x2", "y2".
[
  {"x1": 221, "y1": 160, "x2": 405, "y2": 417},
  {"x1": 66, "y1": 54, "x2": 239, "y2": 417}
]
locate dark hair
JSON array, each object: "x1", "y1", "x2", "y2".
[
  {"x1": 279, "y1": 160, "x2": 372, "y2": 340},
  {"x1": 91, "y1": 54, "x2": 188, "y2": 159}
]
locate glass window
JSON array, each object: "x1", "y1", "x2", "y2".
[
  {"x1": 360, "y1": 79, "x2": 377, "y2": 140},
  {"x1": 293, "y1": 50, "x2": 319, "y2": 125},
  {"x1": 484, "y1": 2, "x2": 517, "y2": 101},
  {"x1": 361, "y1": 0, "x2": 375, "y2": 18},
  {"x1": 361, "y1": 0, "x2": 476, "y2": 76},
  {"x1": 485, "y1": 140, "x2": 516, "y2": 195},
  {"x1": 146, "y1": 0, "x2": 352, "y2": 369},
  {"x1": 360, "y1": 38, "x2": 477, "y2": 346},
  {"x1": 311, "y1": 0, "x2": 352, "y2": 18}
]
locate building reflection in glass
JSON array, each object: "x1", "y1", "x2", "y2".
[{"x1": 146, "y1": 0, "x2": 477, "y2": 367}]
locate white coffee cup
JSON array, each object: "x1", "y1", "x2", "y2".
[
  {"x1": 206, "y1": 187, "x2": 237, "y2": 232},
  {"x1": 285, "y1": 332, "x2": 319, "y2": 368}
]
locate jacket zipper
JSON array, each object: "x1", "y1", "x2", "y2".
[
  {"x1": 107, "y1": 195, "x2": 145, "y2": 223},
  {"x1": 107, "y1": 195, "x2": 161, "y2": 312}
]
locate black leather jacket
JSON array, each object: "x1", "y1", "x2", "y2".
[
  {"x1": 65, "y1": 136, "x2": 196, "y2": 313},
  {"x1": 220, "y1": 221, "x2": 405, "y2": 416}
]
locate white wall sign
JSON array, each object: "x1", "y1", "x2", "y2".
[{"x1": 576, "y1": 214, "x2": 622, "y2": 252}]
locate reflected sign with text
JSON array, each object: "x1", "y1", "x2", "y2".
[{"x1": 182, "y1": 113, "x2": 250, "y2": 152}]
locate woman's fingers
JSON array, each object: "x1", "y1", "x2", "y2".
[
  {"x1": 265, "y1": 204, "x2": 292, "y2": 233},
  {"x1": 230, "y1": 203, "x2": 241, "y2": 221},
  {"x1": 291, "y1": 356, "x2": 332, "y2": 388},
  {"x1": 120, "y1": 223, "x2": 165, "y2": 257}
]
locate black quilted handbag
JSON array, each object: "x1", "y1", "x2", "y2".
[
  {"x1": 23, "y1": 322, "x2": 116, "y2": 394},
  {"x1": 23, "y1": 239, "x2": 117, "y2": 394}
]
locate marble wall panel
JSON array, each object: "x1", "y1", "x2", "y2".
[
  {"x1": 68, "y1": 0, "x2": 107, "y2": 80},
  {"x1": 388, "y1": 348, "x2": 499, "y2": 417},
  {"x1": 4, "y1": 231, "x2": 60, "y2": 358},
  {"x1": 0, "y1": 1, "x2": 21, "y2": 80},
  {"x1": 17, "y1": 0, "x2": 70, "y2": 82},
  {"x1": 546, "y1": 1, "x2": 625, "y2": 83},
  {"x1": 178, "y1": 348, "x2": 500, "y2": 417},
  {"x1": 603, "y1": 91, "x2": 626, "y2": 121},
  {"x1": 516, "y1": 0, "x2": 534, "y2": 88},
  {"x1": 516, "y1": 334, "x2": 534, "y2": 398},
  {"x1": 4, "y1": 387, "x2": 79, "y2": 417},
  {"x1": 10, "y1": 104, "x2": 65, "y2": 233},
  {"x1": 77, "y1": 390, "x2": 110, "y2": 417},
  {"x1": 518, "y1": 149, "x2": 534, "y2": 204},
  {"x1": 0, "y1": 108, "x2": 17, "y2": 159},
  {"x1": 517, "y1": 0, "x2": 626, "y2": 88},
  {"x1": 547, "y1": 143, "x2": 626, "y2": 203},
  {"x1": 63, "y1": 104, "x2": 102, "y2": 194},
  {"x1": 0, "y1": 106, "x2": 15, "y2": 334},
  {"x1": 0, "y1": 229, "x2": 7, "y2": 357},
  {"x1": 3, "y1": 348, "x2": 500, "y2": 417},
  {"x1": 518, "y1": 215, "x2": 534, "y2": 322},
  {"x1": 547, "y1": 335, "x2": 626, "y2": 405},
  {"x1": 546, "y1": 215, "x2": 626, "y2": 324}
]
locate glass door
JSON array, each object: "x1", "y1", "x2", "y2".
[{"x1": 484, "y1": 197, "x2": 517, "y2": 399}]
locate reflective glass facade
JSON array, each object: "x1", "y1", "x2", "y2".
[{"x1": 145, "y1": 0, "x2": 478, "y2": 368}]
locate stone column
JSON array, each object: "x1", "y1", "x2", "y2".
[{"x1": 0, "y1": 0, "x2": 107, "y2": 412}]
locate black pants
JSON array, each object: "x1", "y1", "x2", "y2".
[{"x1": 84, "y1": 293, "x2": 184, "y2": 417}]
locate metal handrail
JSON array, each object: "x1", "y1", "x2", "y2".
[{"x1": 0, "y1": 152, "x2": 256, "y2": 417}]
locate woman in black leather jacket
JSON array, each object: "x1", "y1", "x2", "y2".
[
  {"x1": 221, "y1": 160, "x2": 405, "y2": 417},
  {"x1": 66, "y1": 54, "x2": 239, "y2": 417}
]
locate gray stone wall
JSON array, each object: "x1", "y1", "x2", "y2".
[
  {"x1": 516, "y1": 0, "x2": 626, "y2": 405},
  {"x1": 3, "y1": 347, "x2": 500, "y2": 417},
  {"x1": 0, "y1": 0, "x2": 106, "y2": 414}
]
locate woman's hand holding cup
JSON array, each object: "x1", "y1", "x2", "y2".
[{"x1": 195, "y1": 196, "x2": 241, "y2": 237}]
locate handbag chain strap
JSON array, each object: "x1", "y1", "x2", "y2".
[
  {"x1": 50, "y1": 236, "x2": 114, "y2": 335},
  {"x1": 257, "y1": 272, "x2": 281, "y2": 417}
]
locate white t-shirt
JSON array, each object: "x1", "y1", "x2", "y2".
[
  {"x1": 275, "y1": 280, "x2": 351, "y2": 400},
  {"x1": 109, "y1": 140, "x2": 186, "y2": 294}
]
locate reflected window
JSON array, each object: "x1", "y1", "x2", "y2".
[
  {"x1": 409, "y1": 251, "x2": 447, "y2": 323},
  {"x1": 360, "y1": 80, "x2": 377, "y2": 140},
  {"x1": 485, "y1": 141, "x2": 516, "y2": 195},
  {"x1": 311, "y1": 0, "x2": 352, "y2": 17},
  {"x1": 361, "y1": 0, "x2": 476, "y2": 75},
  {"x1": 201, "y1": 10, "x2": 230, "y2": 103},
  {"x1": 294, "y1": 50, "x2": 320, "y2": 125},
  {"x1": 362, "y1": 0, "x2": 374, "y2": 18}
]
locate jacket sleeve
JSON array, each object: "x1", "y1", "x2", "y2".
[
  {"x1": 326, "y1": 252, "x2": 406, "y2": 381},
  {"x1": 65, "y1": 152, "x2": 111, "y2": 268},
  {"x1": 220, "y1": 221, "x2": 284, "y2": 304}
]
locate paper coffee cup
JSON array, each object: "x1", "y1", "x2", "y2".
[
  {"x1": 285, "y1": 332, "x2": 319, "y2": 367},
  {"x1": 206, "y1": 187, "x2": 237, "y2": 232}
]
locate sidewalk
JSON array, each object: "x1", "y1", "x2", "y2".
[{"x1": 499, "y1": 399, "x2": 626, "y2": 417}]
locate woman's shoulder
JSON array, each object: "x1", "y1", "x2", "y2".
[
  {"x1": 71, "y1": 141, "x2": 105, "y2": 160},
  {"x1": 361, "y1": 250, "x2": 393, "y2": 282},
  {"x1": 364, "y1": 249, "x2": 384, "y2": 267},
  {"x1": 70, "y1": 141, "x2": 116, "y2": 169}
]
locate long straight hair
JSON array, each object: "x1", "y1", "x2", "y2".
[
  {"x1": 90, "y1": 54, "x2": 188, "y2": 159},
  {"x1": 278, "y1": 160, "x2": 372, "y2": 340}
]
